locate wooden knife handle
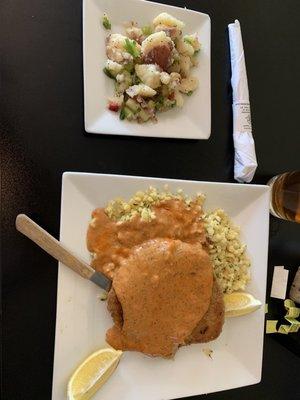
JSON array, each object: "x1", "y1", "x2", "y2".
[{"x1": 16, "y1": 214, "x2": 95, "y2": 280}]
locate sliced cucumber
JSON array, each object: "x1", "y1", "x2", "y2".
[
  {"x1": 126, "y1": 98, "x2": 140, "y2": 113},
  {"x1": 123, "y1": 62, "x2": 134, "y2": 73},
  {"x1": 120, "y1": 106, "x2": 134, "y2": 120},
  {"x1": 119, "y1": 108, "x2": 126, "y2": 120},
  {"x1": 138, "y1": 109, "x2": 150, "y2": 122},
  {"x1": 103, "y1": 67, "x2": 115, "y2": 80},
  {"x1": 147, "y1": 100, "x2": 155, "y2": 109}
]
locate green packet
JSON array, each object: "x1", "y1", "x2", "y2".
[{"x1": 266, "y1": 299, "x2": 300, "y2": 334}]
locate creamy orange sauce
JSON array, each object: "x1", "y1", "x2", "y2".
[
  {"x1": 86, "y1": 198, "x2": 218, "y2": 357},
  {"x1": 87, "y1": 199, "x2": 206, "y2": 279},
  {"x1": 106, "y1": 239, "x2": 213, "y2": 357}
]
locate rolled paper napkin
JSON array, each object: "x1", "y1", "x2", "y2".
[{"x1": 228, "y1": 20, "x2": 257, "y2": 183}]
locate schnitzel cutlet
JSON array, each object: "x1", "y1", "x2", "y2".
[
  {"x1": 87, "y1": 197, "x2": 225, "y2": 357},
  {"x1": 106, "y1": 239, "x2": 213, "y2": 357}
]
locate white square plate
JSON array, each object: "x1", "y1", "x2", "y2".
[
  {"x1": 52, "y1": 172, "x2": 270, "y2": 399},
  {"x1": 83, "y1": 0, "x2": 211, "y2": 139}
]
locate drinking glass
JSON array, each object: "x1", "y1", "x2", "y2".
[{"x1": 267, "y1": 171, "x2": 300, "y2": 223}]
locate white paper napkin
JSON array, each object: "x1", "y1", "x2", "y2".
[
  {"x1": 271, "y1": 266, "x2": 289, "y2": 300},
  {"x1": 228, "y1": 20, "x2": 258, "y2": 183}
]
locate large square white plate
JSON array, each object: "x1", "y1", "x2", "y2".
[
  {"x1": 83, "y1": 0, "x2": 211, "y2": 139},
  {"x1": 52, "y1": 173, "x2": 270, "y2": 399}
]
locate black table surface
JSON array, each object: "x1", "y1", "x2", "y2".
[{"x1": 2, "y1": 0, "x2": 300, "y2": 399}]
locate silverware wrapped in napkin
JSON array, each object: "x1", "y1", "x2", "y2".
[{"x1": 228, "y1": 20, "x2": 258, "y2": 183}]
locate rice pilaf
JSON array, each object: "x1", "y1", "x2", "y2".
[{"x1": 103, "y1": 187, "x2": 250, "y2": 293}]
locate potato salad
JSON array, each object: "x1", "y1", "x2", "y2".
[{"x1": 102, "y1": 12, "x2": 201, "y2": 123}]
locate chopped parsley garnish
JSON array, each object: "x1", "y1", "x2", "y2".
[
  {"x1": 155, "y1": 95, "x2": 164, "y2": 110},
  {"x1": 142, "y1": 25, "x2": 153, "y2": 36},
  {"x1": 124, "y1": 38, "x2": 141, "y2": 58},
  {"x1": 102, "y1": 14, "x2": 111, "y2": 30},
  {"x1": 184, "y1": 37, "x2": 193, "y2": 45},
  {"x1": 187, "y1": 91, "x2": 193, "y2": 96}
]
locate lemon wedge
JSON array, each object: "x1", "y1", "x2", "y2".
[
  {"x1": 67, "y1": 348, "x2": 123, "y2": 400},
  {"x1": 224, "y1": 292, "x2": 262, "y2": 317}
]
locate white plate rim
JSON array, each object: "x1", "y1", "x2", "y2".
[
  {"x1": 82, "y1": 0, "x2": 211, "y2": 139},
  {"x1": 52, "y1": 171, "x2": 270, "y2": 400}
]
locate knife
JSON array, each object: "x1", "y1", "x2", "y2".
[{"x1": 15, "y1": 214, "x2": 112, "y2": 291}]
